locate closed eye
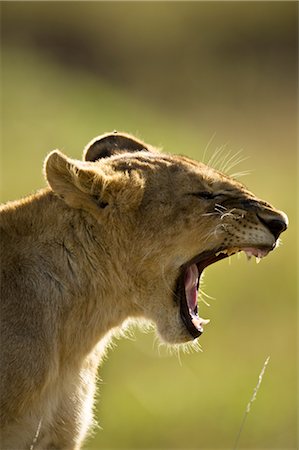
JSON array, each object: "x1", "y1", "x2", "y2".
[{"x1": 188, "y1": 191, "x2": 217, "y2": 200}]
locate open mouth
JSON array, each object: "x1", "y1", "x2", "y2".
[{"x1": 175, "y1": 245, "x2": 273, "y2": 339}]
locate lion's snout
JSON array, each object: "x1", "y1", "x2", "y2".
[{"x1": 256, "y1": 209, "x2": 288, "y2": 241}]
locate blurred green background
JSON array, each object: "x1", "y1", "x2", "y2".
[{"x1": 1, "y1": 2, "x2": 297, "y2": 449}]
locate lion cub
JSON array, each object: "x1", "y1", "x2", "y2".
[{"x1": 0, "y1": 132, "x2": 287, "y2": 449}]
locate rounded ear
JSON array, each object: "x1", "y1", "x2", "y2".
[{"x1": 83, "y1": 131, "x2": 150, "y2": 162}]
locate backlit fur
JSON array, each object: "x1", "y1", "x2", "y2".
[{"x1": 0, "y1": 133, "x2": 287, "y2": 449}]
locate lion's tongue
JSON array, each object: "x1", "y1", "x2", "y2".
[
  {"x1": 184, "y1": 264, "x2": 199, "y2": 311},
  {"x1": 184, "y1": 264, "x2": 210, "y2": 330}
]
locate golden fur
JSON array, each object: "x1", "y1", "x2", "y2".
[{"x1": 0, "y1": 132, "x2": 287, "y2": 449}]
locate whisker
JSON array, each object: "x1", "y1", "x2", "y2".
[
  {"x1": 213, "y1": 145, "x2": 230, "y2": 171},
  {"x1": 207, "y1": 144, "x2": 228, "y2": 169},
  {"x1": 206, "y1": 142, "x2": 251, "y2": 181},
  {"x1": 198, "y1": 280, "x2": 216, "y2": 307},
  {"x1": 174, "y1": 345, "x2": 183, "y2": 367},
  {"x1": 220, "y1": 210, "x2": 239, "y2": 221},
  {"x1": 214, "y1": 209, "x2": 226, "y2": 216},
  {"x1": 215, "y1": 203, "x2": 227, "y2": 211},
  {"x1": 215, "y1": 145, "x2": 230, "y2": 170},
  {"x1": 220, "y1": 149, "x2": 244, "y2": 173},
  {"x1": 202, "y1": 228, "x2": 218, "y2": 243},
  {"x1": 230, "y1": 170, "x2": 252, "y2": 179},
  {"x1": 202, "y1": 222, "x2": 228, "y2": 243},
  {"x1": 218, "y1": 149, "x2": 235, "y2": 173},
  {"x1": 225, "y1": 155, "x2": 250, "y2": 174},
  {"x1": 206, "y1": 146, "x2": 222, "y2": 167},
  {"x1": 198, "y1": 295, "x2": 210, "y2": 307},
  {"x1": 200, "y1": 289, "x2": 216, "y2": 301},
  {"x1": 202, "y1": 133, "x2": 216, "y2": 164},
  {"x1": 201, "y1": 212, "x2": 221, "y2": 217}
]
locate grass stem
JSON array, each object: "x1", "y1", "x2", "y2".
[{"x1": 233, "y1": 356, "x2": 270, "y2": 450}]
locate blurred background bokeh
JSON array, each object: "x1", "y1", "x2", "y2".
[{"x1": 1, "y1": 2, "x2": 297, "y2": 449}]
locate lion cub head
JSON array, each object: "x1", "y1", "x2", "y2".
[{"x1": 45, "y1": 132, "x2": 288, "y2": 345}]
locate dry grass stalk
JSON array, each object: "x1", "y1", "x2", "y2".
[{"x1": 233, "y1": 356, "x2": 270, "y2": 450}]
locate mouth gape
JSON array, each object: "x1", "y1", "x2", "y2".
[{"x1": 176, "y1": 246, "x2": 272, "y2": 339}]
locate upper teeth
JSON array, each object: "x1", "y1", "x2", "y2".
[
  {"x1": 215, "y1": 247, "x2": 269, "y2": 262},
  {"x1": 215, "y1": 248, "x2": 238, "y2": 257}
]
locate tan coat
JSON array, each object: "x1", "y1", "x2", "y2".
[{"x1": 0, "y1": 132, "x2": 287, "y2": 449}]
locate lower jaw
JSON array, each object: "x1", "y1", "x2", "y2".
[
  {"x1": 175, "y1": 270, "x2": 205, "y2": 339},
  {"x1": 180, "y1": 309, "x2": 204, "y2": 339},
  {"x1": 176, "y1": 245, "x2": 273, "y2": 339}
]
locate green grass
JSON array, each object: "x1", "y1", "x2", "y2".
[{"x1": 1, "y1": 46, "x2": 297, "y2": 449}]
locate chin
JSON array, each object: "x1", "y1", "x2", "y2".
[{"x1": 155, "y1": 313, "x2": 198, "y2": 345}]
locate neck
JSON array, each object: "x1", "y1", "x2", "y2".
[{"x1": 1, "y1": 189, "x2": 140, "y2": 366}]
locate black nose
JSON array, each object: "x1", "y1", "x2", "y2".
[{"x1": 257, "y1": 211, "x2": 288, "y2": 241}]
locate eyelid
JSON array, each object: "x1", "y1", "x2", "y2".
[{"x1": 188, "y1": 191, "x2": 216, "y2": 200}]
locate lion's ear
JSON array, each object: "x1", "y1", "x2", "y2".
[
  {"x1": 83, "y1": 131, "x2": 150, "y2": 162},
  {"x1": 44, "y1": 150, "x2": 144, "y2": 212},
  {"x1": 44, "y1": 150, "x2": 104, "y2": 209}
]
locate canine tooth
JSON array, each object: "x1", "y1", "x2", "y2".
[
  {"x1": 256, "y1": 257, "x2": 261, "y2": 264},
  {"x1": 200, "y1": 318, "x2": 210, "y2": 326}
]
